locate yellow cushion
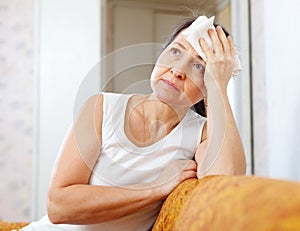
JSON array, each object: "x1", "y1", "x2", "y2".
[
  {"x1": 152, "y1": 175, "x2": 300, "y2": 231},
  {"x1": 0, "y1": 221, "x2": 29, "y2": 231},
  {"x1": 152, "y1": 178, "x2": 199, "y2": 231}
]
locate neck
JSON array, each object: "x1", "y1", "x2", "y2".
[{"x1": 145, "y1": 94, "x2": 189, "y2": 122}]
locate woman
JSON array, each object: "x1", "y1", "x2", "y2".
[{"x1": 22, "y1": 16, "x2": 246, "y2": 231}]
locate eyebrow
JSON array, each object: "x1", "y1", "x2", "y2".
[
  {"x1": 173, "y1": 42, "x2": 186, "y2": 50},
  {"x1": 172, "y1": 42, "x2": 205, "y2": 63}
]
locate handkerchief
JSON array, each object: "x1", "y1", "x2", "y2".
[{"x1": 182, "y1": 15, "x2": 242, "y2": 76}]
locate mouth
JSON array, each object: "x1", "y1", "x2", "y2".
[{"x1": 161, "y1": 79, "x2": 180, "y2": 91}]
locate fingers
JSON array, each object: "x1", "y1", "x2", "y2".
[
  {"x1": 171, "y1": 159, "x2": 197, "y2": 171},
  {"x1": 227, "y1": 35, "x2": 236, "y2": 56},
  {"x1": 184, "y1": 160, "x2": 197, "y2": 171},
  {"x1": 179, "y1": 170, "x2": 198, "y2": 181},
  {"x1": 177, "y1": 160, "x2": 197, "y2": 182},
  {"x1": 200, "y1": 26, "x2": 235, "y2": 58},
  {"x1": 216, "y1": 26, "x2": 230, "y2": 54},
  {"x1": 175, "y1": 160, "x2": 197, "y2": 183},
  {"x1": 208, "y1": 27, "x2": 223, "y2": 55},
  {"x1": 199, "y1": 37, "x2": 213, "y2": 59}
]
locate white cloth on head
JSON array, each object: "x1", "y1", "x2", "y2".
[{"x1": 182, "y1": 15, "x2": 242, "y2": 76}]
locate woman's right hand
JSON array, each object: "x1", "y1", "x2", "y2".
[
  {"x1": 150, "y1": 160, "x2": 197, "y2": 199},
  {"x1": 199, "y1": 26, "x2": 235, "y2": 93}
]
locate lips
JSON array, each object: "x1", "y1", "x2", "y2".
[{"x1": 161, "y1": 79, "x2": 179, "y2": 91}]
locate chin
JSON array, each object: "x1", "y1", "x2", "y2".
[{"x1": 153, "y1": 90, "x2": 191, "y2": 108}]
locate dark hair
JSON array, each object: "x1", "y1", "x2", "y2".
[{"x1": 163, "y1": 17, "x2": 230, "y2": 117}]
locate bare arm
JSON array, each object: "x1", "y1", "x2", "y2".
[
  {"x1": 47, "y1": 94, "x2": 197, "y2": 225},
  {"x1": 195, "y1": 26, "x2": 246, "y2": 177}
]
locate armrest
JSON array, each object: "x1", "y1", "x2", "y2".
[{"x1": 153, "y1": 175, "x2": 300, "y2": 231}]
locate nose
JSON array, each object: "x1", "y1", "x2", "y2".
[{"x1": 170, "y1": 68, "x2": 186, "y2": 80}]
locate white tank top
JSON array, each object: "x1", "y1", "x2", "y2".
[{"x1": 22, "y1": 92, "x2": 206, "y2": 231}]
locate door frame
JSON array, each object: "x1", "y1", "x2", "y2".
[
  {"x1": 100, "y1": 0, "x2": 253, "y2": 174},
  {"x1": 230, "y1": 0, "x2": 253, "y2": 174}
]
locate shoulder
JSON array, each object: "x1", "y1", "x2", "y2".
[
  {"x1": 74, "y1": 93, "x2": 104, "y2": 138},
  {"x1": 186, "y1": 109, "x2": 207, "y2": 143},
  {"x1": 101, "y1": 92, "x2": 134, "y2": 106},
  {"x1": 201, "y1": 121, "x2": 207, "y2": 142},
  {"x1": 186, "y1": 109, "x2": 207, "y2": 126},
  {"x1": 81, "y1": 93, "x2": 104, "y2": 117}
]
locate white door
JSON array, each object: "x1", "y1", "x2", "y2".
[{"x1": 106, "y1": 2, "x2": 185, "y2": 94}]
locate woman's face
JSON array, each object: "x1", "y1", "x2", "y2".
[{"x1": 150, "y1": 32, "x2": 206, "y2": 108}]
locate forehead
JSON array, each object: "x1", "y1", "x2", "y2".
[
  {"x1": 172, "y1": 32, "x2": 192, "y2": 46},
  {"x1": 170, "y1": 32, "x2": 204, "y2": 62}
]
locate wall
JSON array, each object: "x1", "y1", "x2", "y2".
[
  {"x1": 0, "y1": 0, "x2": 101, "y2": 221},
  {"x1": 35, "y1": 0, "x2": 101, "y2": 218},
  {"x1": 215, "y1": 0, "x2": 231, "y2": 31},
  {"x1": 250, "y1": 0, "x2": 268, "y2": 176},
  {"x1": 251, "y1": 0, "x2": 300, "y2": 181},
  {"x1": 0, "y1": 0, "x2": 35, "y2": 221}
]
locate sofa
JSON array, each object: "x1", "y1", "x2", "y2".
[
  {"x1": 2, "y1": 175, "x2": 300, "y2": 231},
  {"x1": 0, "y1": 221, "x2": 29, "y2": 231},
  {"x1": 152, "y1": 175, "x2": 300, "y2": 230}
]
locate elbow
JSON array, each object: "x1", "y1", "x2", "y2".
[
  {"x1": 224, "y1": 147, "x2": 247, "y2": 176},
  {"x1": 229, "y1": 154, "x2": 247, "y2": 176},
  {"x1": 47, "y1": 190, "x2": 69, "y2": 224},
  {"x1": 240, "y1": 160, "x2": 247, "y2": 175},
  {"x1": 224, "y1": 151, "x2": 247, "y2": 176},
  {"x1": 235, "y1": 149, "x2": 247, "y2": 175},
  {"x1": 48, "y1": 209, "x2": 63, "y2": 225},
  {"x1": 197, "y1": 150, "x2": 247, "y2": 178},
  {"x1": 47, "y1": 198, "x2": 64, "y2": 224}
]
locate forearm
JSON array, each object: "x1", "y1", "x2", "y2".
[
  {"x1": 195, "y1": 26, "x2": 246, "y2": 177},
  {"x1": 48, "y1": 183, "x2": 161, "y2": 225},
  {"x1": 198, "y1": 86, "x2": 246, "y2": 176}
]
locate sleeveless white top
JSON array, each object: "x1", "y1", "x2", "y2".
[{"x1": 21, "y1": 92, "x2": 206, "y2": 231}]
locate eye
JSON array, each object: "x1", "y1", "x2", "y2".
[
  {"x1": 194, "y1": 63, "x2": 204, "y2": 71},
  {"x1": 170, "y1": 47, "x2": 180, "y2": 56}
]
